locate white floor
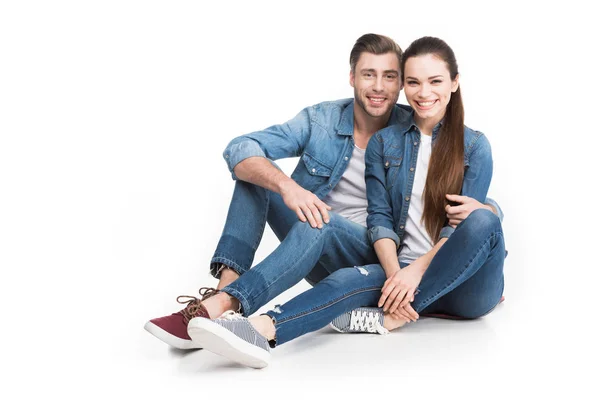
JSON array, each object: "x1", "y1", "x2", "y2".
[{"x1": 76, "y1": 256, "x2": 591, "y2": 400}]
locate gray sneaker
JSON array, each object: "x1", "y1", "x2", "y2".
[
  {"x1": 187, "y1": 311, "x2": 271, "y2": 369},
  {"x1": 330, "y1": 307, "x2": 389, "y2": 334}
]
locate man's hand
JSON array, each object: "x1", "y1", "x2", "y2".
[
  {"x1": 280, "y1": 180, "x2": 331, "y2": 229},
  {"x1": 445, "y1": 194, "x2": 493, "y2": 228}
]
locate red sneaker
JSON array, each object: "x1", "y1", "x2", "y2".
[{"x1": 144, "y1": 287, "x2": 219, "y2": 349}]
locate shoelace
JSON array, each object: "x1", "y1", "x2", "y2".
[
  {"x1": 177, "y1": 287, "x2": 219, "y2": 323},
  {"x1": 349, "y1": 309, "x2": 389, "y2": 335}
]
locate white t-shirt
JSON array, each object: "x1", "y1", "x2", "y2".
[
  {"x1": 399, "y1": 133, "x2": 434, "y2": 263},
  {"x1": 322, "y1": 145, "x2": 368, "y2": 227}
]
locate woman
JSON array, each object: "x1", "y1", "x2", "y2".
[{"x1": 186, "y1": 36, "x2": 505, "y2": 368}]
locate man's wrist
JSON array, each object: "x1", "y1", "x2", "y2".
[{"x1": 276, "y1": 177, "x2": 296, "y2": 194}]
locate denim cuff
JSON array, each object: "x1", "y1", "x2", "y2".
[
  {"x1": 223, "y1": 140, "x2": 266, "y2": 180},
  {"x1": 209, "y1": 257, "x2": 246, "y2": 279},
  {"x1": 484, "y1": 197, "x2": 504, "y2": 222},
  {"x1": 368, "y1": 225, "x2": 400, "y2": 248},
  {"x1": 220, "y1": 286, "x2": 251, "y2": 317},
  {"x1": 439, "y1": 225, "x2": 455, "y2": 240}
]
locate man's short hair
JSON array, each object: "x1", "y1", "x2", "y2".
[{"x1": 349, "y1": 33, "x2": 402, "y2": 73}]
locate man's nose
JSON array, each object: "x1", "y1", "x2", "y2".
[{"x1": 373, "y1": 76, "x2": 384, "y2": 92}]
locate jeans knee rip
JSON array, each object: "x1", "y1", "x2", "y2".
[{"x1": 354, "y1": 266, "x2": 369, "y2": 276}]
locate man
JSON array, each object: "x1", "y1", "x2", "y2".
[{"x1": 144, "y1": 33, "x2": 502, "y2": 350}]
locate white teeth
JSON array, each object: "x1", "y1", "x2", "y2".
[
  {"x1": 418, "y1": 100, "x2": 436, "y2": 107},
  {"x1": 370, "y1": 98, "x2": 384, "y2": 103}
]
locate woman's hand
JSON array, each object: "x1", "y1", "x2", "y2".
[
  {"x1": 378, "y1": 259, "x2": 426, "y2": 316},
  {"x1": 390, "y1": 302, "x2": 419, "y2": 323}
]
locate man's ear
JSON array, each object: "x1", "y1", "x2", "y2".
[{"x1": 349, "y1": 70, "x2": 355, "y2": 88}]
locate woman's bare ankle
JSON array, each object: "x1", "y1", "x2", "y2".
[
  {"x1": 383, "y1": 314, "x2": 408, "y2": 331},
  {"x1": 249, "y1": 315, "x2": 276, "y2": 340}
]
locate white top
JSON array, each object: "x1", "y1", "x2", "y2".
[
  {"x1": 398, "y1": 133, "x2": 434, "y2": 263},
  {"x1": 322, "y1": 145, "x2": 368, "y2": 227}
]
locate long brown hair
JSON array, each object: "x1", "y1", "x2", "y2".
[{"x1": 401, "y1": 37, "x2": 464, "y2": 241}]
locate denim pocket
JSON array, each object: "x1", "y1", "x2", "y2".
[
  {"x1": 301, "y1": 152, "x2": 334, "y2": 191},
  {"x1": 383, "y1": 155, "x2": 402, "y2": 189},
  {"x1": 302, "y1": 152, "x2": 333, "y2": 177}
]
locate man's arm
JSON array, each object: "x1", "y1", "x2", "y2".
[
  {"x1": 445, "y1": 195, "x2": 504, "y2": 228},
  {"x1": 233, "y1": 157, "x2": 331, "y2": 228},
  {"x1": 223, "y1": 108, "x2": 312, "y2": 180},
  {"x1": 224, "y1": 106, "x2": 332, "y2": 228}
]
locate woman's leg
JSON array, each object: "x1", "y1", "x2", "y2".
[
  {"x1": 411, "y1": 208, "x2": 505, "y2": 319},
  {"x1": 263, "y1": 264, "x2": 389, "y2": 346}
]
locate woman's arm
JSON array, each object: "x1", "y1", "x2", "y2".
[
  {"x1": 373, "y1": 238, "x2": 401, "y2": 277},
  {"x1": 364, "y1": 134, "x2": 400, "y2": 248}
]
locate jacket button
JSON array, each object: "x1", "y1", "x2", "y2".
[
  {"x1": 400, "y1": 225, "x2": 404, "y2": 229},
  {"x1": 344, "y1": 157, "x2": 349, "y2": 161},
  {"x1": 405, "y1": 197, "x2": 410, "y2": 201},
  {"x1": 385, "y1": 161, "x2": 390, "y2": 167},
  {"x1": 312, "y1": 168, "x2": 316, "y2": 173},
  {"x1": 414, "y1": 142, "x2": 418, "y2": 146},
  {"x1": 410, "y1": 167, "x2": 414, "y2": 172}
]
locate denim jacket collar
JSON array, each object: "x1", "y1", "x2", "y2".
[
  {"x1": 396, "y1": 110, "x2": 445, "y2": 141},
  {"x1": 337, "y1": 103, "x2": 355, "y2": 136}
]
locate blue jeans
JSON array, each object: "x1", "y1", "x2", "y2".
[
  {"x1": 266, "y1": 209, "x2": 505, "y2": 346},
  {"x1": 210, "y1": 180, "x2": 378, "y2": 316}
]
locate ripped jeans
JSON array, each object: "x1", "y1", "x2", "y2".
[{"x1": 266, "y1": 209, "x2": 506, "y2": 346}]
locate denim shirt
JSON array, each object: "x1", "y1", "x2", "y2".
[
  {"x1": 223, "y1": 99, "x2": 413, "y2": 199},
  {"x1": 365, "y1": 115, "x2": 503, "y2": 247}
]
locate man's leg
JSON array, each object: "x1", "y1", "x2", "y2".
[
  {"x1": 210, "y1": 180, "x2": 298, "y2": 288},
  {"x1": 201, "y1": 213, "x2": 378, "y2": 318},
  {"x1": 212, "y1": 182, "x2": 331, "y2": 289},
  {"x1": 145, "y1": 179, "x2": 297, "y2": 348}
]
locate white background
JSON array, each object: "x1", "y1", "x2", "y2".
[{"x1": 1, "y1": 1, "x2": 598, "y2": 398}]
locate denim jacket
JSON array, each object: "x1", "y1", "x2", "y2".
[
  {"x1": 223, "y1": 99, "x2": 413, "y2": 199},
  {"x1": 365, "y1": 114, "x2": 503, "y2": 247}
]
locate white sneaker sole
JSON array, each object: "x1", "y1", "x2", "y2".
[
  {"x1": 187, "y1": 318, "x2": 270, "y2": 369},
  {"x1": 329, "y1": 322, "x2": 345, "y2": 333},
  {"x1": 144, "y1": 321, "x2": 202, "y2": 350}
]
